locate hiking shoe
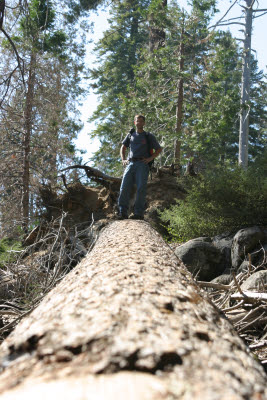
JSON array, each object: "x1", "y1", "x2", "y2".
[
  {"x1": 117, "y1": 213, "x2": 128, "y2": 220},
  {"x1": 129, "y1": 214, "x2": 144, "y2": 220}
]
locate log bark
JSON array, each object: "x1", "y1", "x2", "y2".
[{"x1": 0, "y1": 221, "x2": 266, "y2": 399}]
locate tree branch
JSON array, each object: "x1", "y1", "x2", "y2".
[
  {"x1": 219, "y1": 16, "x2": 245, "y2": 22},
  {"x1": 214, "y1": 22, "x2": 245, "y2": 27},
  {"x1": 208, "y1": 0, "x2": 239, "y2": 30},
  {"x1": 5, "y1": 3, "x2": 21, "y2": 10},
  {"x1": 231, "y1": 291, "x2": 267, "y2": 302},
  {"x1": 60, "y1": 165, "x2": 122, "y2": 188},
  {"x1": 0, "y1": 67, "x2": 19, "y2": 108},
  {"x1": 250, "y1": 0, "x2": 256, "y2": 9},
  {"x1": 0, "y1": 27, "x2": 25, "y2": 86},
  {"x1": 253, "y1": 11, "x2": 267, "y2": 18}
]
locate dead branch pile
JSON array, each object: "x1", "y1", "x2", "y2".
[
  {"x1": 198, "y1": 251, "x2": 267, "y2": 370},
  {"x1": 0, "y1": 213, "x2": 100, "y2": 341}
]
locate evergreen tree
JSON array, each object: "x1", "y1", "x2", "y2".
[
  {"x1": 184, "y1": 31, "x2": 241, "y2": 167},
  {"x1": 89, "y1": 0, "x2": 150, "y2": 174},
  {"x1": 247, "y1": 61, "x2": 267, "y2": 163},
  {"x1": 0, "y1": 0, "x2": 90, "y2": 234},
  {"x1": 122, "y1": 0, "x2": 219, "y2": 169},
  {"x1": 121, "y1": 2, "x2": 265, "y2": 171}
]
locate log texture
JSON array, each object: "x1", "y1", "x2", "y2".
[{"x1": 0, "y1": 221, "x2": 266, "y2": 399}]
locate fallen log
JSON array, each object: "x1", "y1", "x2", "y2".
[{"x1": 0, "y1": 221, "x2": 266, "y2": 399}]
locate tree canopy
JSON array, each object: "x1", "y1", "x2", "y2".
[{"x1": 88, "y1": 0, "x2": 266, "y2": 174}]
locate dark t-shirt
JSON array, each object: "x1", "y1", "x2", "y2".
[{"x1": 122, "y1": 131, "x2": 161, "y2": 159}]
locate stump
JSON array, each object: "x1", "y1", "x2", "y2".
[{"x1": 0, "y1": 221, "x2": 266, "y2": 399}]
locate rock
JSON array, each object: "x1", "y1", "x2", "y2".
[
  {"x1": 211, "y1": 274, "x2": 232, "y2": 286},
  {"x1": 237, "y1": 260, "x2": 251, "y2": 274},
  {"x1": 174, "y1": 238, "x2": 225, "y2": 281},
  {"x1": 241, "y1": 270, "x2": 267, "y2": 291},
  {"x1": 236, "y1": 245, "x2": 267, "y2": 274},
  {"x1": 250, "y1": 244, "x2": 267, "y2": 266},
  {"x1": 192, "y1": 237, "x2": 212, "y2": 243},
  {"x1": 212, "y1": 233, "x2": 233, "y2": 270},
  {"x1": 231, "y1": 226, "x2": 267, "y2": 269}
]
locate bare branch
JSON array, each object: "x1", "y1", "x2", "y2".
[
  {"x1": 249, "y1": 341, "x2": 267, "y2": 350},
  {"x1": 208, "y1": 0, "x2": 239, "y2": 30},
  {"x1": 253, "y1": 11, "x2": 267, "y2": 18},
  {"x1": 5, "y1": 3, "x2": 21, "y2": 10},
  {"x1": 238, "y1": 312, "x2": 265, "y2": 333},
  {"x1": 214, "y1": 22, "x2": 245, "y2": 27},
  {"x1": 0, "y1": 67, "x2": 19, "y2": 108},
  {"x1": 232, "y1": 272, "x2": 245, "y2": 295},
  {"x1": 219, "y1": 16, "x2": 245, "y2": 22},
  {"x1": 250, "y1": 0, "x2": 257, "y2": 9},
  {"x1": 60, "y1": 164, "x2": 122, "y2": 187},
  {"x1": 0, "y1": 27, "x2": 25, "y2": 86},
  {"x1": 197, "y1": 281, "x2": 231, "y2": 290},
  {"x1": 231, "y1": 291, "x2": 267, "y2": 302}
]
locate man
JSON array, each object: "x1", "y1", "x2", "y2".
[{"x1": 118, "y1": 115, "x2": 162, "y2": 220}]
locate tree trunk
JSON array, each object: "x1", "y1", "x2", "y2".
[
  {"x1": 238, "y1": 0, "x2": 253, "y2": 169},
  {"x1": 0, "y1": 0, "x2": 5, "y2": 29},
  {"x1": 0, "y1": 221, "x2": 266, "y2": 399},
  {"x1": 47, "y1": 71, "x2": 61, "y2": 187},
  {"x1": 22, "y1": 51, "x2": 36, "y2": 230},
  {"x1": 174, "y1": 19, "x2": 184, "y2": 170},
  {"x1": 128, "y1": 0, "x2": 139, "y2": 82}
]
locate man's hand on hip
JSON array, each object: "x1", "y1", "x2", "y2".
[{"x1": 122, "y1": 159, "x2": 129, "y2": 166}]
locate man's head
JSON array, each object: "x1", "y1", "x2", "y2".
[{"x1": 134, "y1": 115, "x2": 145, "y2": 132}]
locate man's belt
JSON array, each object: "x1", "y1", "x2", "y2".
[{"x1": 129, "y1": 157, "x2": 144, "y2": 162}]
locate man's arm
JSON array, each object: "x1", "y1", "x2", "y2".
[
  {"x1": 120, "y1": 145, "x2": 128, "y2": 166},
  {"x1": 143, "y1": 147, "x2": 162, "y2": 165}
]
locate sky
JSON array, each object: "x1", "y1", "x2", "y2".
[{"x1": 74, "y1": 0, "x2": 267, "y2": 163}]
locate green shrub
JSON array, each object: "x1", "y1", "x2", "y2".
[
  {"x1": 160, "y1": 164, "x2": 267, "y2": 242},
  {"x1": 0, "y1": 238, "x2": 23, "y2": 267}
]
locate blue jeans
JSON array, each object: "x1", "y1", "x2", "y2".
[{"x1": 118, "y1": 161, "x2": 150, "y2": 216}]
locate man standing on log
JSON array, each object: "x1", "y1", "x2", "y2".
[{"x1": 118, "y1": 115, "x2": 162, "y2": 220}]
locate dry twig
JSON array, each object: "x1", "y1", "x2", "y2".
[
  {"x1": 199, "y1": 257, "x2": 267, "y2": 367},
  {"x1": 0, "y1": 213, "x2": 97, "y2": 341}
]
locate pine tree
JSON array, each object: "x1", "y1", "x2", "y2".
[
  {"x1": 184, "y1": 31, "x2": 242, "y2": 167},
  {"x1": 89, "y1": 0, "x2": 150, "y2": 173},
  {"x1": 0, "y1": 0, "x2": 89, "y2": 234},
  {"x1": 123, "y1": 0, "x2": 219, "y2": 169},
  {"x1": 123, "y1": 2, "x2": 265, "y2": 171}
]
